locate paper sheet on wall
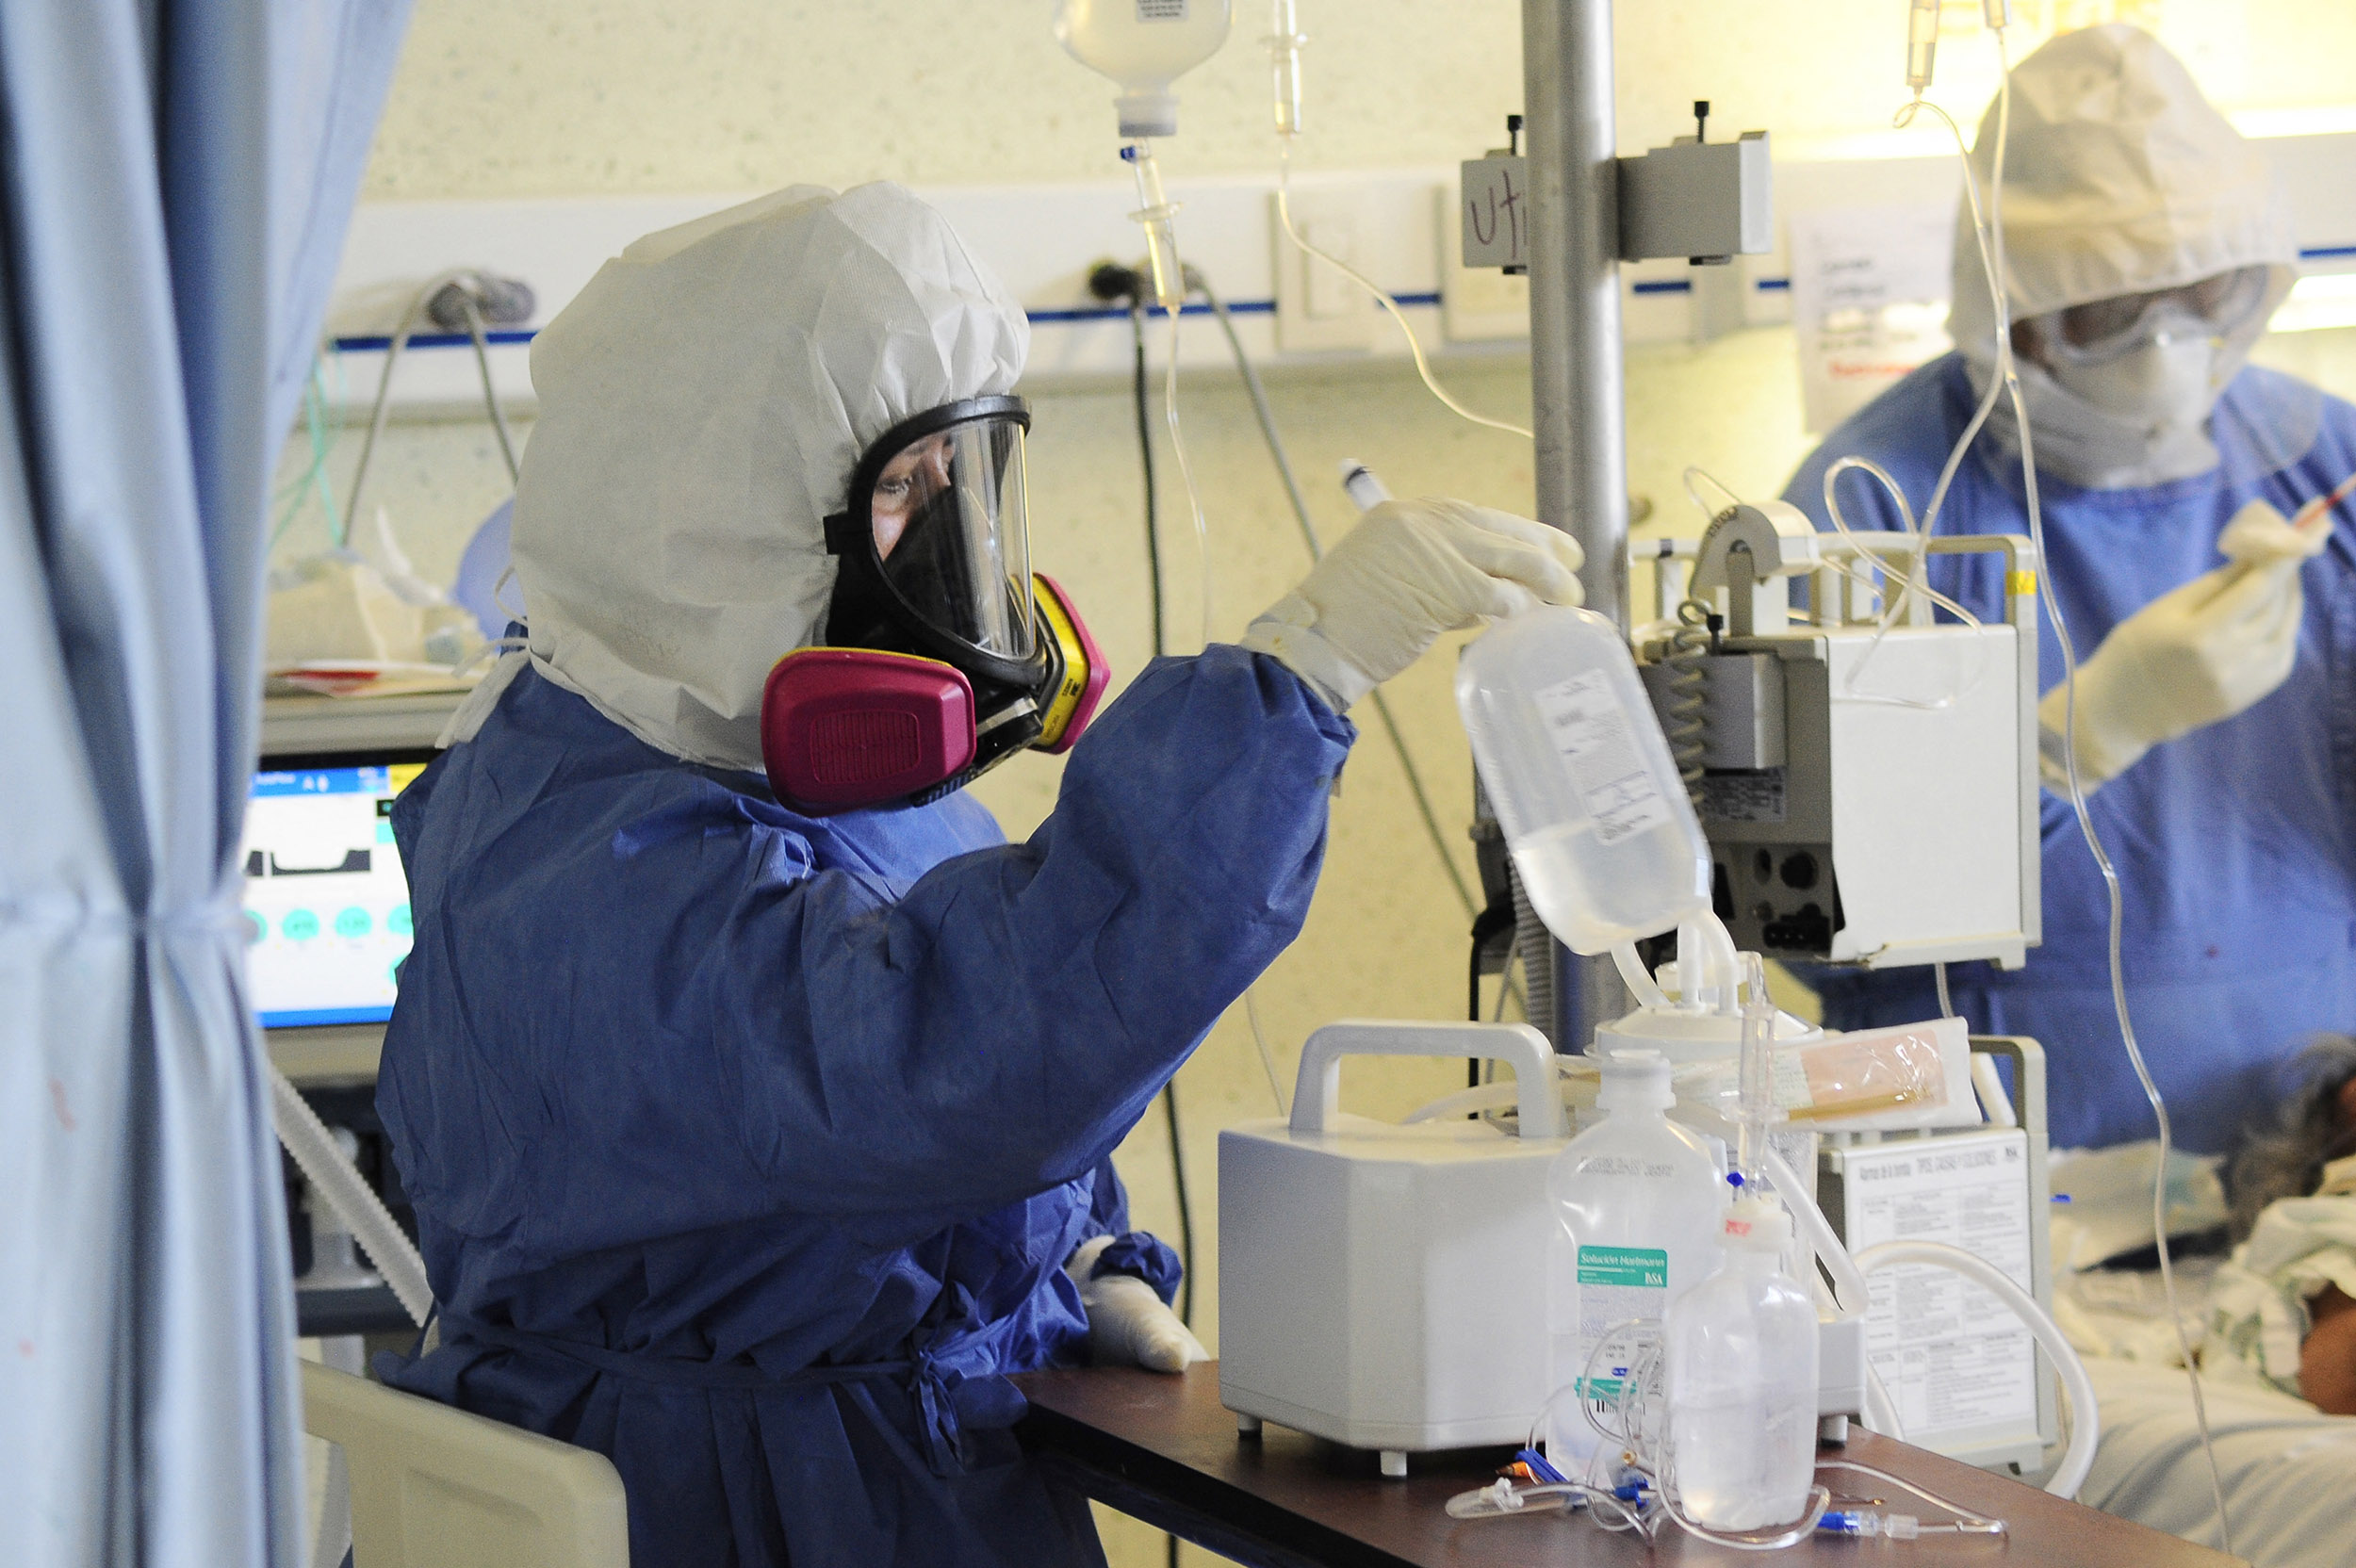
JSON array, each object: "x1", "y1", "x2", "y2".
[{"x1": 1789, "y1": 205, "x2": 1955, "y2": 435}]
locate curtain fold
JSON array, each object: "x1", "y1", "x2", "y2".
[{"x1": 0, "y1": 4, "x2": 411, "y2": 1564}]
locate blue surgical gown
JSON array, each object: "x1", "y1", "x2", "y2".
[
  {"x1": 373, "y1": 645, "x2": 1354, "y2": 1566},
  {"x1": 1783, "y1": 352, "x2": 2356, "y2": 1152}
]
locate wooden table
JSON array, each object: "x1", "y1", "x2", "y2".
[{"x1": 1012, "y1": 1364, "x2": 2236, "y2": 1568}]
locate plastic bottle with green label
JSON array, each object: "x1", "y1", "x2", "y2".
[
  {"x1": 1545, "y1": 1049, "x2": 1726, "y2": 1470},
  {"x1": 1455, "y1": 603, "x2": 1711, "y2": 954}
]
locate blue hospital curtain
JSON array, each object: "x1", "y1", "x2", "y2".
[{"x1": 0, "y1": 3, "x2": 411, "y2": 1564}]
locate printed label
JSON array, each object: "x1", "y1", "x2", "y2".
[
  {"x1": 1701, "y1": 767, "x2": 1787, "y2": 823},
  {"x1": 1574, "y1": 1244, "x2": 1667, "y2": 1396},
  {"x1": 1576, "y1": 1155, "x2": 1681, "y2": 1180},
  {"x1": 1843, "y1": 1132, "x2": 2037, "y2": 1446},
  {"x1": 1137, "y1": 0, "x2": 1188, "y2": 18},
  {"x1": 1530, "y1": 671, "x2": 1671, "y2": 844}
]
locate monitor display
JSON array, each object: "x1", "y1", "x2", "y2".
[{"x1": 242, "y1": 761, "x2": 427, "y2": 1028}]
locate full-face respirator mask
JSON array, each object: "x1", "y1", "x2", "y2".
[{"x1": 759, "y1": 396, "x2": 1108, "y2": 814}]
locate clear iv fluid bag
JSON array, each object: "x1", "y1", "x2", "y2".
[
  {"x1": 1456, "y1": 606, "x2": 1711, "y2": 955},
  {"x1": 1054, "y1": 0, "x2": 1234, "y2": 139}
]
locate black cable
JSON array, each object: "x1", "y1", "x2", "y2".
[
  {"x1": 1127, "y1": 300, "x2": 1167, "y2": 662},
  {"x1": 1095, "y1": 263, "x2": 1197, "y2": 1350},
  {"x1": 1132, "y1": 306, "x2": 1195, "y2": 1328},
  {"x1": 1467, "y1": 942, "x2": 1485, "y2": 1093},
  {"x1": 1467, "y1": 892, "x2": 1518, "y2": 1088},
  {"x1": 1159, "y1": 1087, "x2": 1197, "y2": 1325}
]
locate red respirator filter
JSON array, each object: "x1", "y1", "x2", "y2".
[{"x1": 761, "y1": 648, "x2": 975, "y2": 814}]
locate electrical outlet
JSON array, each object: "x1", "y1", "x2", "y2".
[
  {"x1": 1272, "y1": 189, "x2": 1376, "y2": 352},
  {"x1": 1437, "y1": 188, "x2": 1529, "y2": 343}
]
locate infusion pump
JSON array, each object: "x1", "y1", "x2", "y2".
[{"x1": 1634, "y1": 503, "x2": 2041, "y2": 972}]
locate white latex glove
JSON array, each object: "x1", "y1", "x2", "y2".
[
  {"x1": 1065, "y1": 1234, "x2": 1207, "y2": 1373},
  {"x1": 2038, "y1": 498, "x2": 2328, "y2": 792},
  {"x1": 1238, "y1": 498, "x2": 1585, "y2": 711}
]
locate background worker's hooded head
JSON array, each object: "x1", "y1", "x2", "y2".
[
  {"x1": 1948, "y1": 24, "x2": 2301, "y2": 488},
  {"x1": 485, "y1": 183, "x2": 1028, "y2": 769}
]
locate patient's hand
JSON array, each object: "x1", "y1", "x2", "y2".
[{"x1": 2301, "y1": 1284, "x2": 2356, "y2": 1414}]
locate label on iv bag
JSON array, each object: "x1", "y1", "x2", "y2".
[
  {"x1": 1573, "y1": 1245, "x2": 1667, "y2": 1396},
  {"x1": 1530, "y1": 672, "x2": 1673, "y2": 845},
  {"x1": 1137, "y1": 0, "x2": 1188, "y2": 19}
]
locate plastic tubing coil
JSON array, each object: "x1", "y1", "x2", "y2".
[
  {"x1": 270, "y1": 1060, "x2": 433, "y2": 1326},
  {"x1": 1854, "y1": 1240, "x2": 2100, "y2": 1499}
]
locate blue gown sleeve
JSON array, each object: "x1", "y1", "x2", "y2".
[
  {"x1": 1077, "y1": 1155, "x2": 1185, "y2": 1305},
  {"x1": 403, "y1": 646, "x2": 1352, "y2": 1262}
]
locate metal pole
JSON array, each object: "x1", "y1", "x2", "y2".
[{"x1": 1520, "y1": 0, "x2": 1629, "y2": 1051}]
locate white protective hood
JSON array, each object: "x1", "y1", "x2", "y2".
[
  {"x1": 1948, "y1": 25, "x2": 2300, "y2": 488},
  {"x1": 466, "y1": 183, "x2": 1029, "y2": 767}
]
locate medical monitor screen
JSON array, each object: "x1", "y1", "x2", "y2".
[{"x1": 243, "y1": 760, "x2": 427, "y2": 1028}]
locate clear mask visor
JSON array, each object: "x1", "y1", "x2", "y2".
[{"x1": 867, "y1": 416, "x2": 1034, "y2": 661}]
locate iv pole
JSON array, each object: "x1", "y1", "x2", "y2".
[{"x1": 1519, "y1": 0, "x2": 1631, "y2": 1050}]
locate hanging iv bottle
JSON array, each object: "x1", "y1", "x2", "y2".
[
  {"x1": 1456, "y1": 605, "x2": 1712, "y2": 955},
  {"x1": 1054, "y1": 0, "x2": 1235, "y2": 139}
]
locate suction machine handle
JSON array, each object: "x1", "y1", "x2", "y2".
[{"x1": 1289, "y1": 1021, "x2": 1564, "y2": 1140}]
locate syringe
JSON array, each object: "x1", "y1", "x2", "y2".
[{"x1": 1339, "y1": 458, "x2": 1391, "y2": 513}]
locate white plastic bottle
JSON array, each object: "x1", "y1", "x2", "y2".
[
  {"x1": 1663, "y1": 1197, "x2": 1821, "y2": 1529},
  {"x1": 1455, "y1": 605, "x2": 1711, "y2": 955},
  {"x1": 1546, "y1": 1050, "x2": 1726, "y2": 1469},
  {"x1": 1054, "y1": 0, "x2": 1235, "y2": 138}
]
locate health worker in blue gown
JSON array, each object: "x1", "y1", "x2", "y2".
[
  {"x1": 1783, "y1": 25, "x2": 2356, "y2": 1152},
  {"x1": 371, "y1": 181, "x2": 1585, "y2": 1568}
]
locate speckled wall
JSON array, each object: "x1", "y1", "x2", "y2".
[
  {"x1": 359, "y1": 1, "x2": 2356, "y2": 197},
  {"x1": 284, "y1": 4, "x2": 2356, "y2": 1559}
]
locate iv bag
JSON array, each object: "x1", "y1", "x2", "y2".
[{"x1": 1457, "y1": 606, "x2": 1711, "y2": 955}]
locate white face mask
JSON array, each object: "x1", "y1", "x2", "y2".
[
  {"x1": 1972, "y1": 351, "x2": 2226, "y2": 492},
  {"x1": 2044, "y1": 332, "x2": 2223, "y2": 429}
]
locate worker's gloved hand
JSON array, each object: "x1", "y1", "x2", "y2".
[
  {"x1": 1239, "y1": 498, "x2": 1585, "y2": 712},
  {"x1": 2038, "y1": 498, "x2": 2328, "y2": 791},
  {"x1": 1065, "y1": 1234, "x2": 1207, "y2": 1374}
]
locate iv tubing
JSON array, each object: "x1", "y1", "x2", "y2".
[
  {"x1": 1612, "y1": 942, "x2": 1670, "y2": 1011},
  {"x1": 1272, "y1": 155, "x2": 1531, "y2": 439},
  {"x1": 1760, "y1": 1146, "x2": 1904, "y2": 1441},
  {"x1": 1817, "y1": 1459, "x2": 2005, "y2": 1535},
  {"x1": 1121, "y1": 141, "x2": 1214, "y2": 647},
  {"x1": 1878, "y1": 19, "x2": 2226, "y2": 1533},
  {"x1": 1856, "y1": 1241, "x2": 2099, "y2": 1499},
  {"x1": 1972, "y1": 23, "x2": 2229, "y2": 1543},
  {"x1": 1768, "y1": 1135, "x2": 2098, "y2": 1497}
]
